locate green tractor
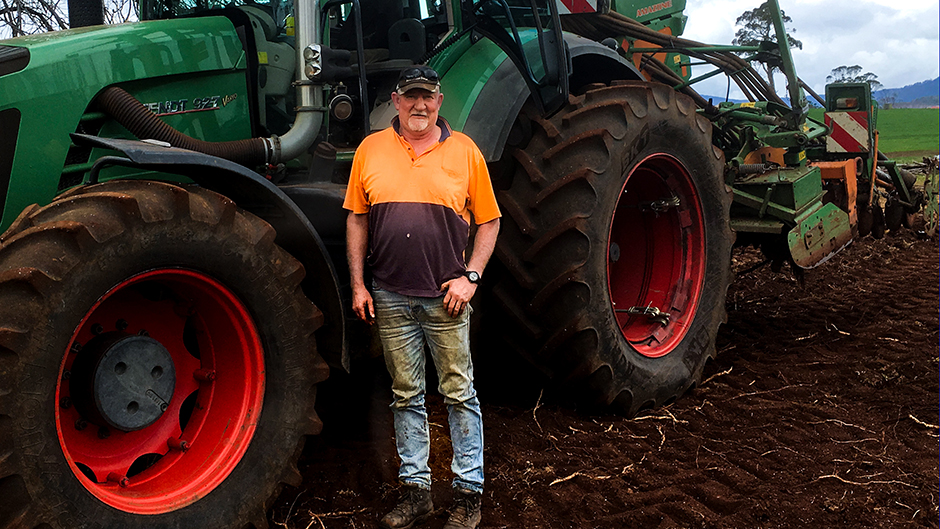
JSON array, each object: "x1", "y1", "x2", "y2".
[{"x1": 0, "y1": 0, "x2": 921, "y2": 527}]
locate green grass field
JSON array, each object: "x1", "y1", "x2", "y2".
[{"x1": 809, "y1": 108, "x2": 939, "y2": 163}]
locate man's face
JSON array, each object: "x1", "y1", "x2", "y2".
[{"x1": 392, "y1": 88, "x2": 444, "y2": 135}]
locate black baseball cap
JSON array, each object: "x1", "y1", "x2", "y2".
[{"x1": 396, "y1": 66, "x2": 441, "y2": 94}]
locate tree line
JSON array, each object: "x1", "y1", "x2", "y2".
[
  {"x1": 0, "y1": 0, "x2": 135, "y2": 37},
  {"x1": 732, "y1": 1, "x2": 882, "y2": 95}
]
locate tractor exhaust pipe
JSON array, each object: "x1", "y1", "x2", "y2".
[
  {"x1": 262, "y1": 0, "x2": 324, "y2": 164},
  {"x1": 68, "y1": 0, "x2": 103, "y2": 28}
]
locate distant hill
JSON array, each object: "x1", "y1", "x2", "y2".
[
  {"x1": 874, "y1": 78, "x2": 939, "y2": 108},
  {"x1": 702, "y1": 77, "x2": 939, "y2": 109}
]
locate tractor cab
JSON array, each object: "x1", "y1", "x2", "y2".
[{"x1": 139, "y1": 0, "x2": 568, "y2": 147}]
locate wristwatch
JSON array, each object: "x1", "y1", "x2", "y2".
[{"x1": 463, "y1": 270, "x2": 481, "y2": 284}]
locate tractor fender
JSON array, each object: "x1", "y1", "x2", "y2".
[
  {"x1": 71, "y1": 133, "x2": 348, "y2": 371},
  {"x1": 462, "y1": 34, "x2": 643, "y2": 162}
]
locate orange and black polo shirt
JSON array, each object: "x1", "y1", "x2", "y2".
[{"x1": 343, "y1": 117, "x2": 501, "y2": 298}]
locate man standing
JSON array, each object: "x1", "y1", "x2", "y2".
[{"x1": 344, "y1": 66, "x2": 500, "y2": 529}]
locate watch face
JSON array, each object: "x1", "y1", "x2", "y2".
[{"x1": 466, "y1": 271, "x2": 480, "y2": 283}]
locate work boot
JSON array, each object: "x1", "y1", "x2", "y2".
[
  {"x1": 443, "y1": 489, "x2": 482, "y2": 529},
  {"x1": 379, "y1": 484, "x2": 433, "y2": 529}
]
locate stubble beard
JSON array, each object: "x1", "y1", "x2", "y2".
[{"x1": 404, "y1": 113, "x2": 431, "y2": 134}]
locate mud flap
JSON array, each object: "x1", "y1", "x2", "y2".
[{"x1": 787, "y1": 202, "x2": 853, "y2": 269}]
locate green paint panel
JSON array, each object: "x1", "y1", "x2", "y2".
[
  {"x1": 787, "y1": 202, "x2": 853, "y2": 269},
  {"x1": 437, "y1": 38, "x2": 508, "y2": 132},
  {"x1": 109, "y1": 73, "x2": 252, "y2": 142},
  {"x1": 0, "y1": 17, "x2": 250, "y2": 227},
  {"x1": 734, "y1": 165, "x2": 823, "y2": 215},
  {"x1": 426, "y1": 33, "x2": 474, "y2": 84},
  {"x1": 612, "y1": 0, "x2": 687, "y2": 25}
]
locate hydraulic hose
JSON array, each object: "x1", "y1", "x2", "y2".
[
  {"x1": 96, "y1": 86, "x2": 272, "y2": 166},
  {"x1": 562, "y1": 11, "x2": 787, "y2": 107}
]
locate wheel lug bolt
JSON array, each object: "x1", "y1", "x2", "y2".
[
  {"x1": 60, "y1": 397, "x2": 72, "y2": 409},
  {"x1": 138, "y1": 329, "x2": 149, "y2": 337},
  {"x1": 70, "y1": 342, "x2": 82, "y2": 354},
  {"x1": 75, "y1": 419, "x2": 88, "y2": 431},
  {"x1": 107, "y1": 472, "x2": 129, "y2": 487},
  {"x1": 98, "y1": 427, "x2": 110, "y2": 439},
  {"x1": 62, "y1": 370, "x2": 71, "y2": 381},
  {"x1": 193, "y1": 369, "x2": 216, "y2": 382},
  {"x1": 91, "y1": 323, "x2": 104, "y2": 335},
  {"x1": 168, "y1": 438, "x2": 190, "y2": 451},
  {"x1": 116, "y1": 319, "x2": 129, "y2": 331}
]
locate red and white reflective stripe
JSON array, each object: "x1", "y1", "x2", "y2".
[
  {"x1": 825, "y1": 111, "x2": 870, "y2": 153},
  {"x1": 557, "y1": 0, "x2": 598, "y2": 14}
]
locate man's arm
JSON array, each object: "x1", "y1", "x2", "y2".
[
  {"x1": 465, "y1": 218, "x2": 500, "y2": 275},
  {"x1": 346, "y1": 211, "x2": 374, "y2": 323},
  {"x1": 440, "y1": 218, "x2": 500, "y2": 317}
]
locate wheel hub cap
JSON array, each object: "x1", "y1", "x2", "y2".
[{"x1": 78, "y1": 333, "x2": 176, "y2": 432}]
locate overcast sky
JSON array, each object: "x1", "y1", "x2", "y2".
[{"x1": 682, "y1": 0, "x2": 940, "y2": 99}]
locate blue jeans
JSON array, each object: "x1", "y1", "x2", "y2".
[{"x1": 372, "y1": 287, "x2": 484, "y2": 493}]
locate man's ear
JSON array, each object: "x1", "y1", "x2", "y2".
[
  {"x1": 437, "y1": 92, "x2": 444, "y2": 106},
  {"x1": 391, "y1": 92, "x2": 401, "y2": 110}
]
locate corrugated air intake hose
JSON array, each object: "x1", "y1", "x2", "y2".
[{"x1": 96, "y1": 86, "x2": 270, "y2": 166}]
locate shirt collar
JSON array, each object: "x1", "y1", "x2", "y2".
[{"x1": 391, "y1": 116, "x2": 452, "y2": 143}]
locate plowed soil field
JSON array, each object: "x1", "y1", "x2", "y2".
[{"x1": 272, "y1": 227, "x2": 939, "y2": 529}]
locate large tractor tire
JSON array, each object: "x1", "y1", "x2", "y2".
[
  {"x1": 490, "y1": 82, "x2": 732, "y2": 416},
  {"x1": 0, "y1": 181, "x2": 328, "y2": 529}
]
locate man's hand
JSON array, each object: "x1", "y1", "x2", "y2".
[
  {"x1": 440, "y1": 275, "x2": 477, "y2": 318},
  {"x1": 352, "y1": 283, "x2": 375, "y2": 324}
]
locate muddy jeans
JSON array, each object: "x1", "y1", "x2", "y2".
[{"x1": 372, "y1": 286, "x2": 484, "y2": 493}]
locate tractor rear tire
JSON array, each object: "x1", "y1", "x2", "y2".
[
  {"x1": 490, "y1": 82, "x2": 732, "y2": 416},
  {"x1": 0, "y1": 181, "x2": 328, "y2": 529}
]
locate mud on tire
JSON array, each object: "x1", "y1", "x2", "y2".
[
  {"x1": 490, "y1": 82, "x2": 732, "y2": 416},
  {"x1": 0, "y1": 181, "x2": 328, "y2": 529}
]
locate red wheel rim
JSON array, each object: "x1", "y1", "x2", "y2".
[
  {"x1": 55, "y1": 269, "x2": 264, "y2": 514},
  {"x1": 607, "y1": 154, "x2": 706, "y2": 358}
]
